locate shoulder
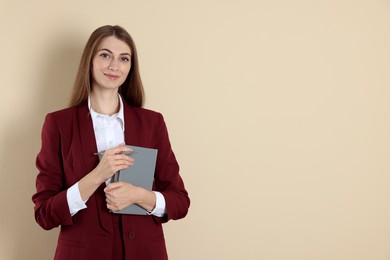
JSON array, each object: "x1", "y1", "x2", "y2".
[
  {"x1": 44, "y1": 103, "x2": 86, "y2": 127},
  {"x1": 123, "y1": 103, "x2": 170, "y2": 135},
  {"x1": 124, "y1": 103, "x2": 164, "y2": 122},
  {"x1": 48, "y1": 106, "x2": 78, "y2": 119}
]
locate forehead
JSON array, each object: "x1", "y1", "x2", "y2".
[{"x1": 97, "y1": 36, "x2": 131, "y2": 54}]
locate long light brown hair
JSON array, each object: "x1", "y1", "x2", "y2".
[{"x1": 69, "y1": 25, "x2": 144, "y2": 107}]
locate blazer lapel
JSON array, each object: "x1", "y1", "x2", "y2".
[
  {"x1": 77, "y1": 103, "x2": 113, "y2": 234},
  {"x1": 123, "y1": 103, "x2": 140, "y2": 146},
  {"x1": 77, "y1": 103, "x2": 99, "y2": 173}
]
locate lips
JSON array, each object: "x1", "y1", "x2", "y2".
[{"x1": 104, "y1": 73, "x2": 120, "y2": 80}]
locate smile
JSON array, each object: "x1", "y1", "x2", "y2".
[{"x1": 104, "y1": 73, "x2": 120, "y2": 80}]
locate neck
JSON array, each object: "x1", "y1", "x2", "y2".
[{"x1": 90, "y1": 90, "x2": 119, "y2": 115}]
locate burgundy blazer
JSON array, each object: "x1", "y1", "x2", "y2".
[{"x1": 32, "y1": 101, "x2": 190, "y2": 260}]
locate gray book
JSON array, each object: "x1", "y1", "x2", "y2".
[{"x1": 105, "y1": 145, "x2": 158, "y2": 215}]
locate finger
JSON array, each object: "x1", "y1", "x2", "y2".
[
  {"x1": 114, "y1": 154, "x2": 134, "y2": 163},
  {"x1": 114, "y1": 145, "x2": 133, "y2": 154},
  {"x1": 105, "y1": 182, "x2": 122, "y2": 192},
  {"x1": 111, "y1": 160, "x2": 133, "y2": 168},
  {"x1": 107, "y1": 203, "x2": 114, "y2": 211},
  {"x1": 104, "y1": 185, "x2": 115, "y2": 193},
  {"x1": 106, "y1": 195, "x2": 116, "y2": 203},
  {"x1": 106, "y1": 197, "x2": 116, "y2": 207},
  {"x1": 102, "y1": 154, "x2": 133, "y2": 165},
  {"x1": 103, "y1": 146, "x2": 131, "y2": 156},
  {"x1": 114, "y1": 160, "x2": 134, "y2": 169},
  {"x1": 115, "y1": 165, "x2": 132, "y2": 173}
]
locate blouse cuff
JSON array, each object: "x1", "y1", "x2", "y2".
[
  {"x1": 66, "y1": 182, "x2": 88, "y2": 216},
  {"x1": 149, "y1": 191, "x2": 166, "y2": 217}
]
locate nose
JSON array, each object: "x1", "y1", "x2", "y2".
[{"x1": 108, "y1": 59, "x2": 119, "y2": 71}]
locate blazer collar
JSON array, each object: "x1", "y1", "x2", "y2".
[{"x1": 88, "y1": 94, "x2": 125, "y2": 132}]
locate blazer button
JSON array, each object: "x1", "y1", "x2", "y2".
[{"x1": 128, "y1": 231, "x2": 135, "y2": 239}]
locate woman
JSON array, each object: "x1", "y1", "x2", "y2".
[{"x1": 32, "y1": 25, "x2": 190, "y2": 260}]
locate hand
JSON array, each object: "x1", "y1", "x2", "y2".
[
  {"x1": 104, "y1": 182, "x2": 141, "y2": 211},
  {"x1": 94, "y1": 144, "x2": 134, "y2": 182}
]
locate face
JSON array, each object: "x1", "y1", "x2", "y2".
[{"x1": 91, "y1": 36, "x2": 131, "y2": 91}]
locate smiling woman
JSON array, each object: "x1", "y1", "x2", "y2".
[
  {"x1": 69, "y1": 25, "x2": 144, "y2": 109},
  {"x1": 92, "y1": 36, "x2": 131, "y2": 88},
  {"x1": 31, "y1": 25, "x2": 190, "y2": 260},
  {"x1": 92, "y1": 37, "x2": 132, "y2": 94}
]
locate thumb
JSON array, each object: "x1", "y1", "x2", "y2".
[{"x1": 104, "y1": 182, "x2": 121, "y2": 192}]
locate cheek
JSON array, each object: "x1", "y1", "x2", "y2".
[
  {"x1": 92, "y1": 60, "x2": 107, "y2": 79},
  {"x1": 91, "y1": 66, "x2": 99, "y2": 80},
  {"x1": 92, "y1": 60, "x2": 105, "y2": 71},
  {"x1": 122, "y1": 64, "x2": 131, "y2": 76}
]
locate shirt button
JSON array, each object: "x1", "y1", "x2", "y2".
[{"x1": 128, "y1": 231, "x2": 135, "y2": 239}]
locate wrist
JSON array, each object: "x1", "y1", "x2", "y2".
[
  {"x1": 90, "y1": 168, "x2": 107, "y2": 185},
  {"x1": 137, "y1": 188, "x2": 156, "y2": 211},
  {"x1": 134, "y1": 186, "x2": 147, "y2": 204}
]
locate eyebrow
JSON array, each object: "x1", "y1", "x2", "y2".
[{"x1": 98, "y1": 48, "x2": 131, "y2": 56}]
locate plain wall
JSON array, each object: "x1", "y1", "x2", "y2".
[{"x1": 1, "y1": 0, "x2": 390, "y2": 259}]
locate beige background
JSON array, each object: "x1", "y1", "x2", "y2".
[{"x1": 1, "y1": 0, "x2": 390, "y2": 259}]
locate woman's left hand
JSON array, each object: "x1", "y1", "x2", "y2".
[{"x1": 104, "y1": 182, "x2": 140, "y2": 211}]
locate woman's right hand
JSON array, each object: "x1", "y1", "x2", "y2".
[{"x1": 94, "y1": 144, "x2": 134, "y2": 183}]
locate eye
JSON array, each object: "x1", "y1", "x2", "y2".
[
  {"x1": 99, "y1": 53, "x2": 111, "y2": 59},
  {"x1": 120, "y1": 56, "x2": 130, "y2": 62}
]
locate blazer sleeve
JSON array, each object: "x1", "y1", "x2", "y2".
[
  {"x1": 32, "y1": 113, "x2": 73, "y2": 230},
  {"x1": 153, "y1": 113, "x2": 190, "y2": 223}
]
